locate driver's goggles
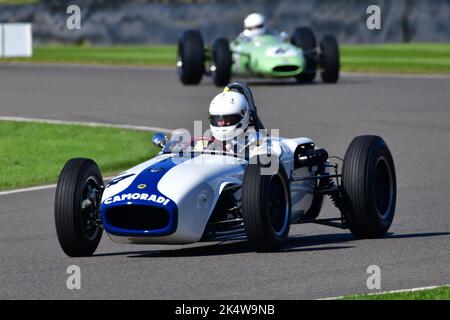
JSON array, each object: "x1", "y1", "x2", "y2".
[
  {"x1": 209, "y1": 114, "x2": 242, "y2": 127},
  {"x1": 246, "y1": 24, "x2": 264, "y2": 31}
]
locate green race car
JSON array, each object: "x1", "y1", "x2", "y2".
[{"x1": 177, "y1": 27, "x2": 340, "y2": 86}]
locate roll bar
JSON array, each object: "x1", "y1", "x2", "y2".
[{"x1": 224, "y1": 82, "x2": 265, "y2": 131}]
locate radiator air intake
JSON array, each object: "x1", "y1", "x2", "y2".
[{"x1": 105, "y1": 205, "x2": 170, "y2": 231}]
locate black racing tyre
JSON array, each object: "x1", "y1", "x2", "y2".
[
  {"x1": 291, "y1": 27, "x2": 317, "y2": 83},
  {"x1": 242, "y1": 162, "x2": 291, "y2": 252},
  {"x1": 54, "y1": 158, "x2": 104, "y2": 257},
  {"x1": 177, "y1": 30, "x2": 204, "y2": 85},
  {"x1": 319, "y1": 34, "x2": 340, "y2": 83},
  {"x1": 212, "y1": 38, "x2": 232, "y2": 87},
  {"x1": 341, "y1": 136, "x2": 396, "y2": 238}
]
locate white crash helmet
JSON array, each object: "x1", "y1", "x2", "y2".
[
  {"x1": 243, "y1": 13, "x2": 267, "y2": 38},
  {"x1": 209, "y1": 90, "x2": 250, "y2": 141}
]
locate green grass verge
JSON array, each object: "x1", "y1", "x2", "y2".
[
  {"x1": 2, "y1": 45, "x2": 177, "y2": 66},
  {"x1": 0, "y1": 121, "x2": 159, "y2": 191},
  {"x1": 2, "y1": 43, "x2": 450, "y2": 74},
  {"x1": 0, "y1": 0, "x2": 37, "y2": 4},
  {"x1": 341, "y1": 43, "x2": 450, "y2": 74},
  {"x1": 343, "y1": 286, "x2": 450, "y2": 300}
]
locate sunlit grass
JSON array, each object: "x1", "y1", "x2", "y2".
[
  {"x1": 2, "y1": 43, "x2": 450, "y2": 74},
  {"x1": 0, "y1": 121, "x2": 159, "y2": 190},
  {"x1": 343, "y1": 286, "x2": 450, "y2": 300}
]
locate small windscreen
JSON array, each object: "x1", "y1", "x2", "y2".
[{"x1": 209, "y1": 114, "x2": 242, "y2": 127}]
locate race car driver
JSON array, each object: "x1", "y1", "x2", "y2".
[
  {"x1": 240, "y1": 13, "x2": 268, "y2": 40},
  {"x1": 208, "y1": 88, "x2": 263, "y2": 156}
]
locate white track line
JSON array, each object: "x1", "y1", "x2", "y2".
[
  {"x1": 0, "y1": 176, "x2": 116, "y2": 196},
  {"x1": 320, "y1": 284, "x2": 448, "y2": 300},
  {"x1": 0, "y1": 184, "x2": 57, "y2": 196},
  {"x1": 0, "y1": 116, "x2": 172, "y2": 195},
  {"x1": 0, "y1": 116, "x2": 172, "y2": 134},
  {"x1": 0, "y1": 61, "x2": 173, "y2": 71}
]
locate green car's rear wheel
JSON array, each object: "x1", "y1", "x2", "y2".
[
  {"x1": 320, "y1": 35, "x2": 340, "y2": 83},
  {"x1": 177, "y1": 30, "x2": 204, "y2": 85},
  {"x1": 291, "y1": 27, "x2": 317, "y2": 83}
]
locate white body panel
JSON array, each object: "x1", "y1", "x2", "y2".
[
  {"x1": 154, "y1": 154, "x2": 245, "y2": 243},
  {"x1": 102, "y1": 136, "x2": 318, "y2": 244}
]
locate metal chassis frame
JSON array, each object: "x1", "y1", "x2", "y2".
[
  {"x1": 204, "y1": 163, "x2": 348, "y2": 243},
  {"x1": 290, "y1": 172, "x2": 347, "y2": 229}
]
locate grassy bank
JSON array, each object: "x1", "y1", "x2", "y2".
[
  {"x1": 0, "y1": 121, "x2": 159, "y2": 190},
  {"x1": 2, "y1": 45, "x2": 177, "y2": 66},
  {"x1": 0, "y1": 0, "x2": 37, "y2": 4},
  {"x1": 2, "y1": 43, "x2": 450, "y2": 74},
  {"x1": 343, "y1": 286, "x2": 450, "y2": 300},
  {"x1": 341, "y1": 43, "x2": 450, "y2": 74}
]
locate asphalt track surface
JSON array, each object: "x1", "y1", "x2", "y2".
[{"x1": 0, "y1": 64, "x2": 449, "y2": 299}]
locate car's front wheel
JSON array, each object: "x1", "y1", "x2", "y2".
[
  {"x1": 242, "y1": 162, "x2": 291, "y2": 252},
  {"x1": 341, "y1": 136, "x2": 396, "y2": 238},
  {"x1": 54, "y1": 158, "x2": 103, "y2": 257}
]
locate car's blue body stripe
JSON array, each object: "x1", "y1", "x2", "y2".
[{"x1": 101, "y1": 157, "x2": 179, "y2": 237}]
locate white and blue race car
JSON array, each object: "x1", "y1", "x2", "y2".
[{"x1": 54, "y1": 82, "x2": 397, "y2": 257}]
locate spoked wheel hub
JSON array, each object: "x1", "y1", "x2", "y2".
[
  {"x1": 81, "y1": 177, "x2": 102, "y2": 240},
  {"x1": 374, "y1": 157, "x2": 394, "y2": 218},
  {"x1": 268, "y1": 174, "x2": 289, "y2": 236}
]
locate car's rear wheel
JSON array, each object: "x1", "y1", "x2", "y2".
[
  {"x1": 55, "y1": 158, "x2": 103, "y2": 257},
  {"x1": 177, "y1": 30, "x2": 204, "y2": 85},
  {"x1": 319, "y1": 35, "x2": 340, "y2": 83},
  {"x1": 212, "y1": 38, "x2": 232, "y2": 87},
  {"x1": 291, "y1": 27, "x2": 317, "y2": 83},
  {"x1": 341, "y1": 136, "x2": 396, "y2": 238},
  {"x1": 242, "y1": 162, "x2": 291, "y2": 252}
]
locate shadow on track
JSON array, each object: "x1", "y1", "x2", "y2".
[
  {"x1": 383, "y1": 232, "x2": 450, "y2": 239},
  {"x1": 93, "y1": 231, "x2": 450, "y2": 258},
  {"x1": 198, "y1": 77, "x2": 367, "y2": 87},
  {"x1": 94, "y1": 232, "x2": 355, "y2": 258},
  {"x1": 243, "y1": 78, "x2": 369, "y2": 87}
]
